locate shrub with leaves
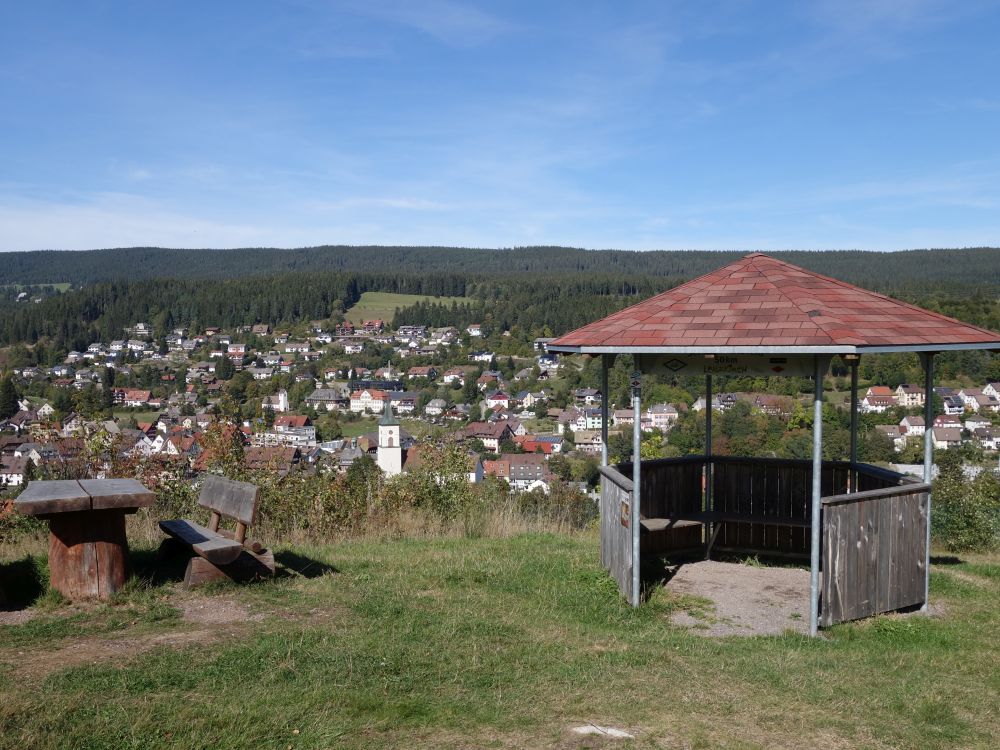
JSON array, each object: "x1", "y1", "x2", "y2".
[{"x1": 931, "y1": 457, "x2": 1000, "y2": 552}]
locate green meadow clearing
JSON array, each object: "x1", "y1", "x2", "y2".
[
  {"x1": 0, "y1": 532, "x2": 997, "y2": 749},
  {"x1": 343, "y1": 292, "x2": 466, "y2": 325},
  {"x1": 1, "y1": 282, "x2": 72, "y2": 293}
]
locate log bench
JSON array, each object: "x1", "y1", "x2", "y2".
[{"x1": 159, "y1": 475, "x2": 275, "y2": 587}]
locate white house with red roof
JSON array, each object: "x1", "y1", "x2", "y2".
[
  {"x1": 485, "y1": 391, "x2": 511, "y2": 409},
  {"x1": 350, "y1": 389, "x2": 387, "y2": 414}
]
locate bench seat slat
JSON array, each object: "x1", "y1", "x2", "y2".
[
  {"x1": 641, "y1": 512, "x2": 811, "y2": 530},
  {"x1": 640, "y1": 518, "x2": 704, "y2": 532},
  {"x1": 159, "y1": 519, "x2": 244, "y2": 565}
]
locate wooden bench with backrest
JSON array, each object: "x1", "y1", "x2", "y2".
[{"x1": 159, "y1": 475, "x2": 275, "y2": 587}]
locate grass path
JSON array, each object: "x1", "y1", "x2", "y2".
[{"x1": 0, "y1": 534, "x2": 997, "y2": 748}]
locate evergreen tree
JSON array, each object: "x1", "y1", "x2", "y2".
[
  {"x1": 101, "y1": 366, "x2": 116, "y2": 409},
  {"x1": 215, "y1": 355, "x2": 235, "y2": 380},
  {"x1": 0, "y1": 377, "x2": 19, "y2": 419},
  {"x1": 462, "y1": 375, "x2": 478, "y2": 404}
]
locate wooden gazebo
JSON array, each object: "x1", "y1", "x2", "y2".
[{"x1": 548, "y1": 253, "x2": 1000, "y2": 635}]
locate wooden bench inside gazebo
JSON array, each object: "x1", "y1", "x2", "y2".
[{"x1": 548, "y1": 253, "x2": 1000, "y2": 635}]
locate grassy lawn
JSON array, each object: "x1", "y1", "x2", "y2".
[
  {"x1": 344, "y1": 291, "x2": 466, "y2": 325},
  {"x1": 339, "y1": 418, "x2": 377, "y2": 438},
  {"x1": 0, "y1": 534, "x2": 997, "y2": 749},
  {"x1": 112, "y1": 410, "x2": 162, "y2": 424}
]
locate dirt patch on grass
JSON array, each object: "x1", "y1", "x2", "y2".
[
  {"x1": 6, "y1": 627, "x2": 221, "y2": 680},
  {"x1": 177, "y1": 594, "x2": 264, "y2": 625},
  {"x1": 4, "y1": 595, "x2": 268, "y2": 680},
  {"x1": 664, "y1": 560, "x2": 810, "y2": 637}
]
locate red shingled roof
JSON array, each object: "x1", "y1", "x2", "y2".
[{"x1": 550, "y1": 254, "x2": 1000, "y2": 353}]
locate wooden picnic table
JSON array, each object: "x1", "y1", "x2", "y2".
[{"x1": 15, "y1": 479, "x2": 155, "y2": 600}]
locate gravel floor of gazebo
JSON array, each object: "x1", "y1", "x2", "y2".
[{"x1": 663, "y1": 560, "x2": 810, "y2": 637}]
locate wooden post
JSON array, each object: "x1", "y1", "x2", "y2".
[
  {"x1": 809, "y1": 356, "x2": 827, "y2": 636},
  {"x1": 601, "y1": 355, "x2": 610, "y2": 467},
  {"x1": 919, "y1": 352, "x2": 936, "y2": 611},
  {"x1": 631, "y1": 376, "x2": 642, "y2": 607}
]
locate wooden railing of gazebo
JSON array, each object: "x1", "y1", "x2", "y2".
[{"x1": 598, "y1": 456, "x2": 930, "y2": 626}]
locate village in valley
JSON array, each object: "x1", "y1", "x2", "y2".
[{"x1": 3, "y1": 310, "x2": 1000, "y2": 494}]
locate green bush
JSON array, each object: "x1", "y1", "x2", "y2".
[{"x1": 931, "y1": 465, "x2": 1000, "y2": 552}]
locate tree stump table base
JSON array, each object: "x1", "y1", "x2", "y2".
[
  {"x1": 47, "y1": 510, "x2": 131, "y2": 600},
  {"x1": 15, "y1": 479, "x2": 155, "y2": 602}
]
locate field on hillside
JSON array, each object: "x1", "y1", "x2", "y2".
[
  {"x1": 344, "y1": 291, "x2": 466, "y2": 325},
  {"x1": 1, "y1": 282, "x2": 71, "y2": 292},
  {"x1": 0, "y1": 531, "x2": 997, "y2": 749},
  {"x1": 112, "y1": 410, "x2": 162, "y2": 425},
  {"x1": 339, "y1": 418, "x2": 377, "y2": 438}
]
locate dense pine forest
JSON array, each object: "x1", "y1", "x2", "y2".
[
  {"x1": 1, "y1": 246, "x2": 999, "y2": 360},
  {"x1": 2, "y1": 245, "x2": 1000, "y2": 289}
]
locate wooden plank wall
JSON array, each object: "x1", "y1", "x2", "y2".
[
  {"x1": 599, "y1": 468, "x2": 633, "y2": 602},
  {"x1": 820, "y1": 484, "x2": 929, "y2": 626},
  {"x1": 711, "y1": 458, "x2": 851, "y2": 556},
  {"x1": 636, "y1": 458, "x2": 705, "y2": 555}
]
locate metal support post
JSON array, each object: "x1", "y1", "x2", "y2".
[
  {"x1": 601, "y1": 355, "x2": 609, "y2": 467},
  {"x1": 920, "y1": 352, "x2": 936, "y2": 611},
  {"x1": 809, "y1": 356, "x2": 827, "y2": 636},
  {"x1": 631, "y1": 380, "x2": 642, "y2": 607}
]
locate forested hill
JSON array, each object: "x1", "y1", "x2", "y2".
[{"x1": 3, "y1": 245, "x2": 1000, "y2": 291}]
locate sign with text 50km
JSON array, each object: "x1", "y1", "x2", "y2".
[{"x1": 635, "y1": 353, "x2": 818, "y2": 378}]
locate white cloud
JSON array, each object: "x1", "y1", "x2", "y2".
[{"x1": 0, "y1": 193, "x2": 293, "y2": 251}]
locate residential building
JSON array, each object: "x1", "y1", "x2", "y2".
[
  {"x1": 931, "y1": 427, "x2": 963, "y2": 450},
  {"x1": 305, "y1": 388, "x2": 348, "y2": 412},
  {"x1": 350, "y1": 389, "x2": 388, "y2": 414},
  {"x1": 645, "y1": 403, "x2": 680, "y2": 431},
  {"x1": 895, "y1": 384, "x2": 925, "y2": 407},
  {"x1": 899, "y1": 415, "x2": 925, "y2": 437},
  {"x1": 972, "y1": 426, "x2": 1000, "y2": 451},
  {"x1": 860, "y1": 393, "x2": 897, "y2": 414},
  {"x1": 573, "y1": 430, "x2": 603, "y2": 454},
  {"x1": 875, "y1": 425, "x2": 906, "y2": 452},
  {"x1": 965, "y1": 415, "x2": 992, "y2": 432},
  {"x1": 388, "y1": 392, "x2": 418, "y2": 414},
  {"x1": 461, "y1": 422, "x2": 514, "y2": 452},
  {"x1": 261, "y1": 389, "x2": 290, "y2": 413},
  {"x1": 506, "y1": 453, "x2": 552, "y2": 492},
  {"x1": 425, "y1": 398, "x2": 447, "y2": 417}
]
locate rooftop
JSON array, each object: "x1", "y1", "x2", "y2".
[{"x1": 549, "y1": 253, "x2": 1000, "y2": 355}]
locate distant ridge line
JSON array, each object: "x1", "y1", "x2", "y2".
[{"x1": 1, "y1": 245, "x2": 998, "y2": 288}]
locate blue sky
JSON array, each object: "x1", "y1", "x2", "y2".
[{"x1": 2, "y1": 0, "x2": 999, "y2": 251}]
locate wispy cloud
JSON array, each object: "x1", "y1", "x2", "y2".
[
  {"x1": 0, "y1": 193, "x2": 284, "y2": 251},
  {"x1": 340, "y1": 0, "x2": 513, "y2": 47},
  {"x1": 309, "y1": 196, "x2": 454, "y2": 212}
]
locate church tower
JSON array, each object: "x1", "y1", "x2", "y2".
[{"x1": 377, "y1": 402, "x2": 403, "y2": 476}]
